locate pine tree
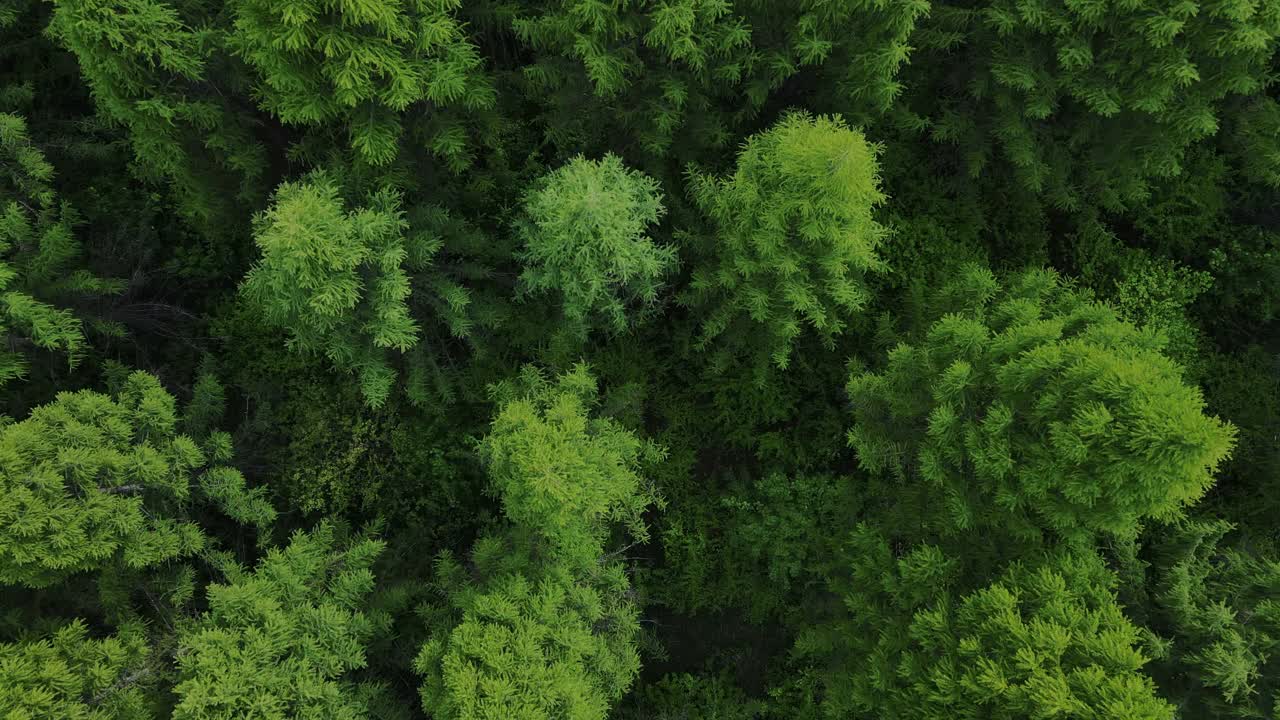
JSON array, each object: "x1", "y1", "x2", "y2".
[
  {"x1": 515, "y1": 154, "x2": 674, "y2": 342},
  {"x1": 0, "y1": 371, "x2": 273, "y2": 588},
  {"x1": 847, "y1": 264, "x2": 1235, "y2": 545},
  {"x1": 240, "y1": 171, "x2": 422, "y2": 408},
  {"x1": 0, "y1": 620, "x2": 154, "y2": 720},
  {"x1": 171, "y1": 523, "x2": 385, "y2": 720},
  {"x1": 415, "y1": 365, "x2": 661, "y2": 720},
  {"x1": 681, "y1": 111, "x2": 888, "y2": 375}
]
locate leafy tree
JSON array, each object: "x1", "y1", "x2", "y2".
[
  {"x1": 847, "y1": 264, "x2": 1235, "y2": 544},
  {"x1": 515, "y1": 154, "x2": 673, "y2": 341},
  {"x1": 0, "y1": 370, "x2": 272, "y2": 588},
  {"x1": 415, "y1": 365, "x2": 660, "y2": 720},
  {"x1": 171, "y1": 523, "x2": 386, "y2": 720},
  {"x1": 0, "y1": 620, "x2": 154, "y2": 720},
  {"x1": 240, "y1": 171, "x2": 422, "y2": 408},
  {"x1": 681, "y1": 111, "x2": 887, "y2": 374}
]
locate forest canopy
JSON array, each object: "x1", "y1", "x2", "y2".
[{"x1": 1, "y1": 0, "x2": 1278, "y2": 718}]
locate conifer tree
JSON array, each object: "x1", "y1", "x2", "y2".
[
  {"x1": 241, "y1": 171, "x2": 422, "y2": 408},
  {"x1": 415, "y1": 365, "x2": 660, "y2": 720},
  {"x1": 1114, "y1": 520, "x2": 1280, "y2": 719},
  {"x1": 682, "y1": 111, "x2": 887, "y2": 375},
  {"x1": 0, "y1": 620, "x2": 154, "y2": 720},
  {"x1": 171, "y1": 523, "x2": 385, "y2": 719},
  {"x1": 516, "y1": 154, "x2": 673, "y2": 342},
  {"x1": 226, "y1": 0, "x2": 495, "y2": 168},
  {"x1": 902, "y1": 0, "x2": 1280, "y2": 209},
  {"x1": 847, "y1": 264, "x2": 1235, "y2": 544},
  {"x1": 0, "y1": 111, "x2": 122, "y2": 385},
  {"x1": 799, "y1": 528, "x2": 1174, "y2": 718},
  {"x1": 0, "y1": 371, "x2": 272, "y2": 588},
  {"x1": 46, "y1": 0, "x2": 266, "y2": 229}
]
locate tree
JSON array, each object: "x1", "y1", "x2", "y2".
[
  {"x1": 240, "y1": 171, "x2": 422, "y2": 408},
  {"x1": 171, "y1": 523, "x2": 386, "y2": 720},
  {"x1": 799, "y1": 528, "x2": 1174, "y2": 719},
  {"x1": 1113, "y1": 519, "x2": 1280, "y2": 719},
  {"x1": 515, "y1": 154, "x2": 673, "y2": 341},
  {"x1": 847, "y1": 264, "x2": 1235, "y2": 545},
  {"x1": 0, "y1": 111, "x2": 123, "y2": 386},
  {"x1": 681, "y1": 111, "x2": 888, "y2": 375},
  {"x1": 899, "y1": 0, "x2": 1280, "y2": 209},
  {"x1": 414, "y1": 365, "x2": 660, "y2": 720},
  {"x1": 226, "y1": 0, "x2": 494, "y2": 168},
  {"x1": 0, "y1": 370, "x2": 273, "y2": 588},
  {"x1": 0, "y1": 620, "x2": 154, "y2": 720}
]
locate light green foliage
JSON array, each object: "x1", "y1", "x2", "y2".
[
  {"x1": 479, "y1": 364, "x2": 662, "y2": 567},
  {"x1": 227, "y1": 0, "x2": 494, "y2": 167},
  {"x1": 683, "y1": 112, "x2": 887, "y2": 372},
  {"x1": 516, "y1": 154, "x2": 673, "y2": 339},
  {"x1": 0, "y1": 111, "x2": 122, "y2": 385},
  {"x1": 415, "y1": 365, "x2": 659, "y2": 720},
  {"x1": 241, "y1": 171, "x2": 421, "y2": 408},
  {"x1": 416, "y1": 551, "x2": 641, "y2": 720},
  {"x1": 1116, "y1": 520, "x2": 1280, "y2": 718},
  {"x1": 0, "y1": 620, "x2": 153, "y2": 720},
  {"x1": 172, "y1": 523, "x2": 384, "y2": 720},
  {"x1": 906, "y1": 0, "x2": 1280, "y2": 209},
  {"x1": 848, "y1": 265, "x2": 1235, "y2": 543},
  {"x1": 0, "y1": 371, "x2": 272, "y2": 588},
  {"x1": 804, "y1": 529, "x2": 1173, "y2": 718}
]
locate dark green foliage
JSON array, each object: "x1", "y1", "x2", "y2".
[
  {"x1": 4, "y1": 1, "x2": 1280, "y2": 716},
  {"x1": 902, "y1": 0, "x2": 1280, "y2": 209}
]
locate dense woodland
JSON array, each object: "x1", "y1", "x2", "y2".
[{"x1": 1, "y1": 0, "x2": 1279, "y2": 717}]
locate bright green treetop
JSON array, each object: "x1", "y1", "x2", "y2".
[
  {"x1": 847, "y1": 265, "x2": 1236, "y2": 544},
  {"x1": 172, "y1": 523, "x2": 385, "y2": 720},
  {"x1": 241, "y1": 171, "x2": 421, "y2": 408},
  {"x1": 0, "y1": 620, "x2": 154, "y2": 720},
  {"x1": 683, "y1": 111, "x2": 888, "y2": 373},
  {"x1": 516, "y1": 154, "x2": 673, "y2": 339},
  {"x1": 0, "y1": 371, "x2": 272, "y2": 588}
]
